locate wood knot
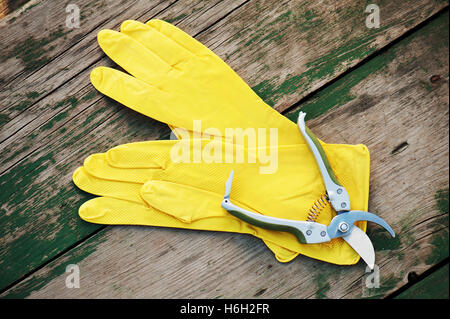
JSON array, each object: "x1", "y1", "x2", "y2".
[
  {"x1": 391, "y1": 141, "x2": 409, "y2": 155},
  {"x1": 429, "y1": 75, "x2": 441, "y2": 84},
  {"x1": 253, "y1": 288, "x2": 267, "y2": 297},
  {"x1": 407, "y1": 271, "x2": 419, "y2": 283}
]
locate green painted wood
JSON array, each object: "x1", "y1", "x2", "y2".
[
  {"x1": 0, "y1": 0, "x2": 247, "y2": 293},
  {"x1": 395, "y1": 264, "x2": 449, "y2": 299},
  {"x1": 1, "y1": 8, "x2": 448, "y2": 299}
]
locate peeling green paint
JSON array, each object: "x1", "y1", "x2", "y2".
[
  {"x1": 363, "y1": 273, "x2": 404, "y2": 299},
  {"x1": 285, "y1": 10, "x2": 449, "y2": 122},
  {"x1": 251, "y1": 77, "x2": 280, "y2": 107},
  {"x1": 314, "y1": 272, "x2": 331, "y2": 299},
  {"x1": 12, "y1": 100, "x2": 33, "y2": 112},
  {"x1": 1, "y1": 0, "x2": 448, "y2": 299},
  {"x1": 25, "y1": 91, "x2": 41, "y2": 99},
  {"x1": 0, "y1": 113, "x2": 10, "y2": 126},
  {"x1": 1, "y1": 144, "x2": 32, "y2": 165},
  {"x1": 395, "y1": 264, "x2": 449, "y2": 299},
  {"x1": 435, "y1": 188, "x2": 449, "y2": 215},
  {"x1": 369, "y1": 226, "x2": 402, "y2": 251},
  {"x1": 425, "y1": 188, "x2": 449, "y2": 265},
  {"x1": 81, "y1": 91, "x2": 97, "y2": 102},
  {"x1": 3, "y1": 26, "x2": 69, "y2": 72},
  {"x1": 253, "y1": 26, "x2": 392, "y2": 112},
  {"x1": 2, "y1": 229, "x2": 107, "y2": 299},
  {"x1": 293, "y1": 8, "x2": 323, "y2": 35},
  {"x1": 165, "y1": 13, "x2": 187, "y2": 24},
  {"x1": 22, "y1": 2, "x2": 40, "y2": 14},
  {"x1": 239, "y1": 10, "x2": 292, "y2": 49},
  {"x1": 426, "y1": 232, "x2": 449, "y2": 265},
  {"x1": 51, "y1": 96, "x2": 79, "y2": 110},
  {"x1": 0, "y1": 153, "x2": 99, "y2": 291},
  {"x1": 40, "y1": 111, "x2": 70, "y2": 131},
  {"x1": 285, "y1": 47, "x2": 396, "y2": 121},
  {"x1": 11, "y1": 91, "x2": 46, "y2": 111},
  {"x1": 0, "y1": 118, "x2": 104, "y2": 291}
]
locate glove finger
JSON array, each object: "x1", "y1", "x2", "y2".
[
  {"x1": 120, "y1": 20, "x2": 195, "y2": 70},
  {"x1": 106, "y1": 139, "x2": 216, "y2": 169},
  {"x1": 98, "y1": 21, "x2": 305, "y2": 146},
  {"x1": 263, "y1": 239, "x2": 299, "y2": 263},
  {"x1": 79, "y1": 196, "x2": 245, "y2": 232},
  {"x1": 146, "y1": 19, "x2": 212, "y2": 57},
  {"x1": 141, "y1": 179, "x2": 233, "y2": 223},
  {"x1": 78, "y1": 196, "x2": 184, "y2": 226},
  {"x1": 90, "y1": 66, "x2": 176, "y2": 124},
  {"x1": 142, "y1": 20, "x2": 307, "y2": 146},
  {"x1": 79, "y1": 196, "x2": 295, "y2": 261},
  {"x1": 140, "y1": 179, "x2": 310, "y2": 256},
  {"x1": 84, "y1": 153, "x2": 157, "y2": 183},
  {"x1": 97, "y1": 29, "x2": 174, "y2": 84},
  {"x1": 90, "y1": 66, "x2": 236, "y2": 133},
  {"x1": 73, "y1": 166, "x2": 145, "y2": 204}
]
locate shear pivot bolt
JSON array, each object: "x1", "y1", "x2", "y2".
[{"x1": 338, "y1": 222, "x2": 349, "y2": 233}]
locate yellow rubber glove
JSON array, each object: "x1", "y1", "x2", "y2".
[
  {"x1": 73, "y1": 139, "x2": 370, "y2": 265},
  {"x1": 76, "y1": 19, "x2": 370, "y2": 265},
  {"x1": 90, "y1": 19, "x2": 305, "y2": 145}
]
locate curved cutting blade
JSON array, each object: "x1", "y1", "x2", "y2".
[{"x1": 343, "y1": 226, "x2": 375, "y2": 270}]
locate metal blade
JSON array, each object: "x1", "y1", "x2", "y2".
[
  {"x1": 343, "y1": 226, "x2": 375, "y2": 270},
  {"x1": 224, "y1": 170, "x2": 234, "y2": 199}
]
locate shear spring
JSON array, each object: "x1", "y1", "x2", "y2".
[{"x1": 307, "y1": 194, "x2": 329, "y2": 222}]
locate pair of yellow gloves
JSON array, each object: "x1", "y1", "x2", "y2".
[{"x1": 73, "y1": 19, "x2": 370, "y2": 265}]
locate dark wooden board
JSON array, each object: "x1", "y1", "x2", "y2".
[{"x1": 395, "y1": 263, "x2": 449, "y2": 299}]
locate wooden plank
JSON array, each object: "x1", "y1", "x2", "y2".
[
  {"x1": 0, "y1": 0, "x2": 447, "y2": 296},
  {"x1": 1, "y1": 0, "x2": 447, "y2": 155},
  {"x1": 2, "y1": 9, "x2": 447, "y2": 298},
  {"x1": 0, "y1": 0, "x2": 248, "y2": 292},
  {"x1": 0, "y1": 0, "x2": 236, "y2": 143},
  {"x1": 394, "y1": 263, "x2": 449, "y2": 299},
  {"x1": 197, "y1": 0, "x2": 447, "y2": 112}
]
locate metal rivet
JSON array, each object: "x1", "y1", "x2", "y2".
[
  {"x1": 320, "y1": 231, "x2": 326, "y2": 237},
  {"x1": 337, "y1": 188, "x2": 342, "y2": 194},
  {"x1": 338, "y1": 222, "x2": 349, "y2": 233},
  {"x1": 341, "y1": 202, "x2": 347, "y2": 208},
  {"x1": 306, "y1": 230, "x2": 312, "y2": 236}
]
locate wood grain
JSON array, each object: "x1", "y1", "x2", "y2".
[
  {"x1": 0, "y1": 0, "x2": 247, "y2": 292},
  {"x1": 1, "y1": 8, "x2": 447, "y2": 298}
]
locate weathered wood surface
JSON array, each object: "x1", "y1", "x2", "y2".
[
  {"x1": 395, "y1": 264, "x2": 449, "y2": 299},
  {"x1": 0, "y1": 0, "x2": 448, "y2": 298}
]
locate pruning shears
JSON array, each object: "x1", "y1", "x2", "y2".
[{"x1": 221, "y1": 111, "x2": 395, "y2": 269}]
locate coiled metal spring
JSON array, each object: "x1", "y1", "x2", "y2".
[{"x1": 307, "y1": 194, "x2": 329, "y2": 222}]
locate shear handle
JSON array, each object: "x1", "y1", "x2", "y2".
[
  {"x1": 297, "y1": 112, "x2": 351, "y2": 213},
  {"x1": 221, "y1": 170, "x2": 331, "y2": 244}
]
